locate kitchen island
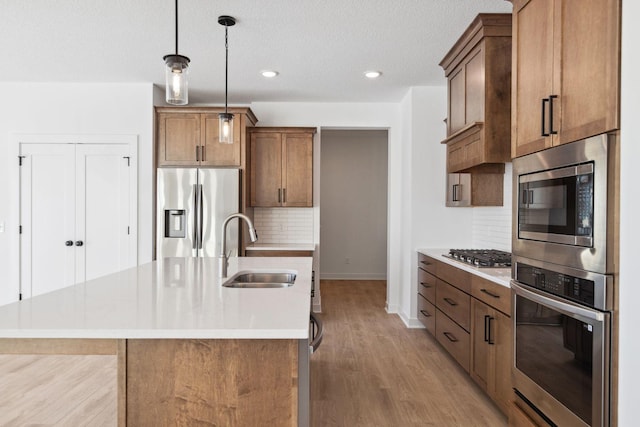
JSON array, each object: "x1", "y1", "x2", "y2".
[{"x1": 0, "y1": 256, "x2": 313, "y2": 426}]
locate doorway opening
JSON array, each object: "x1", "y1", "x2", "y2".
[{"x1": 319, "y1": 129, "x2": 388, "y2": 280}]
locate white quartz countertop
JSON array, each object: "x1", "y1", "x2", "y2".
[
  {"x1": 417, "y1": 248, "x2": 512, "y2": 288},
  {"x1": 0, "y1": 257, "x2": 312, "y2": 340},
  {"x1": 245, "y1": 243, "x2": 315, "y2": 251}
]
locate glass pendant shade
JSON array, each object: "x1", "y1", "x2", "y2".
[
  {"x1": 164, "y1": 54, "x2": 190, "y2": 105},
  {"x1": 218, "y1": 113, "x2": 234, "y2": 144}
]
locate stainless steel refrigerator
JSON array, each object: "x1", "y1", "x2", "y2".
[{"x1": 156, "y1": 168, "x2": 240, "y2": 258}]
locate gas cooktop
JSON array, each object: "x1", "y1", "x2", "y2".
[{"x1": 445, "y1": 249, "x2": 512, "y2": 268}]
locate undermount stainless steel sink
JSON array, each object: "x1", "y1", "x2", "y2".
[{"x1": 222, "y1": 270, "x2": 297, "y2": 288}]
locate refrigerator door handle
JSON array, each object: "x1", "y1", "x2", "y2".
[
  {"x1": 192, "y1": 184, "x2": 199, "y2": 250},
  {"x1": 198, "y1": 184, "x2": 204, "y2": 250}
]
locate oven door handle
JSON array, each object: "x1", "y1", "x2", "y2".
[{"x1": 511, "y1": 281, "x2": 606, "y2": 322}]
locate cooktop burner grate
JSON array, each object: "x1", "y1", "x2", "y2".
[{"x1": 446, "y1": 249, "x2": 512, "y2": 268}]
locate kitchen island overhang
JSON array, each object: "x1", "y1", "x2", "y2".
[{"x1": 0, "y1": 256, "x2": 313, "y2": 427}]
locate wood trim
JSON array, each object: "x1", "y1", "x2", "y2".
[
  {"x1": 248, "y1": 126, "x2": 317, "y2": 134},
  {"x1": 116, "y1": 339, "x2": 127, "y2": 427},
  {"x1": 439, "y1": 13, "x2": 512, "y2": 73},
  {"x1": 0, "y1": 338, "x2": 118, "y2": 355},
  {"x1": 155, "y1": 106, "x2": 257, "y2": 119},
  {"x1": 441, "y1": 122, "x2": 484, "y2": 145}
]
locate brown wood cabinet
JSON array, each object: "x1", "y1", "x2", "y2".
[
  {"x1": 416, "y1": 252, "x2": 513, "y2": 416},
  {"x1": 511, "y1": 0, "x2": 620, "y2": 158},
  {"x1": 249, "y1": 127, "x2": 316, "y2": 207},
  {"x1": 156, "y1": 107, "x2": 257, "y2": 167},
  {"x1": 439, "y1": 14, "x2": 512, "y2": 174}
]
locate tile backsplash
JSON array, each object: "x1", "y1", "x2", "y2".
[
  {"x1": 253, "y1": 208, "x2": 314, "y2": 244},
  {"x1": 471, "y1": 163, "x2": 513, "y2": 252}
]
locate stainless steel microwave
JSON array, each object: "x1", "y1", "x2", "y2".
[{"x1": 512, "y1": 134, "x2": 618, "y2": 274}]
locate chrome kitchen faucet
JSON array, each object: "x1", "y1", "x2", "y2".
[{"x1": 218, "y1": 213, "x2": 258, "y2": 278}]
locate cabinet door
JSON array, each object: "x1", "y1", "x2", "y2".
[
  {"x1": 512, "y1": 0, "x2": 556, "y2": 157},
  {"x1": 282, "y1": 133, "x2": 313, "y2": 207},
  {"x1": 471, "y1": 300, "x2": 493, "y2": 392},
  {"x1": 557, "y1": 0, "x2": 620, "y2": 144},
  {"x1": 157, "y1": 113, "x2": 200, "y2": 166},
  {"x1": 201, "y1": 113, "x2": 241, "y2": 166},
  {"x1": 493, "y1": 309, "x2": 513, "y2": 415},
  {"x1": 448, "y1": 67, "x2": 466, "y2": 134},
  {"x1": 250, "y1": 132, "x2": 282, "y2": 207}
]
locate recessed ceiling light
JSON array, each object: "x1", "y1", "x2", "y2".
[
  {"x1": 261, "y1": 70, "x2": 279, "y2": 78},
  {"x1": 364, "y1": 71, "x2": 382, "y2": 79}
]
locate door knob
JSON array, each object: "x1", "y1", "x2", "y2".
[
  {"x1": 65, "y1": 240, "x2": 73, "y2": 246},
  {"x1": 75, "y1": 240, "x2": 84, "y2": 247}
]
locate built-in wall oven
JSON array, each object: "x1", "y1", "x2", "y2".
[
  {"x1": 511, "y1": 133, "x2": 618, "y2": 426},
  {"x1": 512, "y1": 133, "x2": 617, "y2": 274},
  {"x1": 512, "y1": 256, "x2": 612, "y2": 427}
]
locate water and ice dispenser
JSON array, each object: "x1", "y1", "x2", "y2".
[{"x1": 164, "y1": 209, "x2": 186, "y2": 238}]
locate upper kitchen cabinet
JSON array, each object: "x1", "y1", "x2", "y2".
[
  {"x1": 248, "y1": 127, "x2": 316, "y2": 207},
  {"x1": 511, "y1": 0, "x2": 621, "y2": 157},
  {"x1": 439, "y1": 14, "x2": 512, "y2": 173},
  {"x1": 156, "y1": 107, "x2": 258, "y2": 167}
]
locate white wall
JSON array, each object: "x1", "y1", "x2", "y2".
[
  {"x1": 401, "y1": 87, "x2": 475, "y2": 326},
  {"x1": 0, "y1": 83, "x2": 155, "y2": 306},
  {"x1": 320, "y1": 129, "x2": 388, "y2": 280},
  {"x1": 617, "y1": 1, "x2": 640, "y2": 424}
]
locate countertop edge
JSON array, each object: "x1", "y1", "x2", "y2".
[{"x1": 417, "y1": 248, "x2": 511, "y2": 288}]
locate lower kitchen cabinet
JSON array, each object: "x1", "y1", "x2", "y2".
[
  {"x1": 416, "y1": 252, "x2": 513, "y2": 416},
  {"x1": 471, "y1": 299, "x2": 512, "y2": 415}
]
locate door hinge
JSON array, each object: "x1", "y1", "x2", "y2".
[
  {"x1": 127, "y1": 226, "x2": 130, "y2": 235},
  {"x1": 19, "y1": 225, "x2": 22, "y2": 234},
  {"x1": 18, "y1": 155, "x2": 25, "y2": 166},
  {"x1": 123, "y1": 156, "x2": 130, "y2": 166},
  {"x1": 19, "y1": 293, "x2": 22, "y2": 301}
]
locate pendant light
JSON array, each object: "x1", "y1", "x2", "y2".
[
  {"x1": 218, "y1": 15, "x2": 236, "y2": 144},
  {"x1": 163, "y1": 0, "x2": 190, "y2": 105}
]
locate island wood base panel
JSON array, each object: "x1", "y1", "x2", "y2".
[
  {"x1": 126, "y1": 339, "x2": 299, "y2": 427},
  {"x1": 0, "y1": 338, "x2": 299, "y2": 427}
]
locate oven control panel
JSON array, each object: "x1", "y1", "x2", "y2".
[{"x1": 516, "y1": 263, "x2": 595, "y2": 307}]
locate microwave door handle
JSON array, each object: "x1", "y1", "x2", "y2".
[{"x1": 511, "y1": 281, "x2": 605, "y2": 322}]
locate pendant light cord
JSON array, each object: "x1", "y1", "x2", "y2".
[
  {"x1": 225, "y1": 25, "x2": 229, "y2": 114},
  {"x1": 174, "y1": 0, "x2": 179, "y2": 54}
]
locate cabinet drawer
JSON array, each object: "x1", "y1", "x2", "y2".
[
  {"x1": 436, "y1": 308, "x2": 470, "y2": 373},
  {"x1": 471, "y1": 276, "x2": 511, "y2": 316},
  {"x1": 417, "y1": 294, "x2": 436, "y2": 336},
  {"x1": 418, "y1": 268, "x2": 436, "y2": 304},
  {"x1": 418, "y1": 253, "x2": 437, "y2": 276},
  {"x1": 437, "y1": 261, "x2": 471, "y2": 294},
  {"x1": 436, "y1": 279, "x2": 471, "y2": 331}
]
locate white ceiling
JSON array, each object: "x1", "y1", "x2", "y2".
[{"x1": 4, "y1": 0, "x2": 513, "y2": 104}]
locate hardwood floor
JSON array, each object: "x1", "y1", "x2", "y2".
[
  {"x1": 0, "y1": 280, "x2": 507, "y2": 426},
  {"x1": 311, "y1": 280, "x2": 507, "y2": 427}
]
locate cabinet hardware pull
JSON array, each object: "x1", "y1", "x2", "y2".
[
  {"x1": 443, "y1": 332, "x2": 458, "y2": 343},
  {"x1": 201, "y1": 145, "x2": 206, "y2": 161},
  {"x1": 487, "y1": 317, "x2": 495, "y2": 345},
  {"x1": 65, "y1": 240, "x2": 73, "y2": 247},
  {"x1": 419, "y1": 282, "x2": 432, "y2": 288},
  {"x1": 278, "y1": 188, "x2": 282, "y2": 203},
  {"x1": 480, "y1": 288, "x2": 500, "y2": 299},
  {"x1": 419, "y1": 309, "x2": 432, "y2": 318},
  {"x1": 75, "y1": 240, "x2": 84, "y2": 247},
  {"x1": 529, "y1": 190, "x2": 534, "y2": 204},
  {"x1": 522, "y1": 189, "x2": 528, "y2": 205},
  {"x1": 283, "y1": 188, "x2": 286, "y2": 203},
  {"x1": 549, "y1": 95, "x2": 558, "y2": 135},
  {"x1": 541, "y1": 97, "x2": 550, "y2": 136},
  {"x1": 484, "y1": 315, "x2": 490, "y2": 342},
  {"x1": 443, "y1": 297, "x2": 458, "y2": 306},
  {"x1": 196, "y1": 146, "x2": 200, "y2": 161},
  {"x1": 420, "y1": 261, "x2": 430, "y2": 266}
]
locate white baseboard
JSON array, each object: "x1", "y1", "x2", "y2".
[
  {"x1": 398, "y1": 310, "x2": 426, "y2": 328},
  {"x1": 385, "y1": 302, "x2": 398, "y2": 313},
  {"x1": 320, "y1": 272, "x2": 386, "y2": 280}
]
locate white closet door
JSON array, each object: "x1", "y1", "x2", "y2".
[
  {"x1": 75, "y1": 144, "x2": 133, "y2": 283},
  {"x1": 20, "y1": 144, "x2": 76, "y2": 298}
]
